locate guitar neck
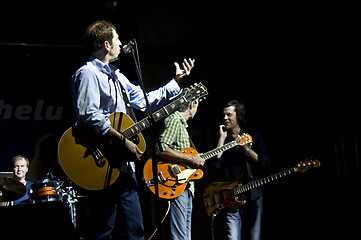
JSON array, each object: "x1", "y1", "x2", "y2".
[
  {"x1": 122, "y1": 96, "x2": 188, "y2": 139},
  {"x1": 234, "y1": 167, "x2": 296, "y2": 195},
  {"x1": 201, "y1": 140, "x2": 240, "y2": 160}
]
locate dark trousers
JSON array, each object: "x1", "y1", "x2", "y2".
[{"x1": 88, "y1": 172, "x2": 145, "y2": 240}]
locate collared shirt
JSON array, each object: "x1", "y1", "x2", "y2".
[
  {"x1": 71, "y1": 57, "x2": 181, "y2": 172},
  {"x1": 159, "y1": 111, "x2": 190, "y2": 152},
  {"x1": 71, "y1": 56, "x2": 181, "y2": 135},
  {"x1": 158, "y1": 111, "x2": 195, "y2": 196}
]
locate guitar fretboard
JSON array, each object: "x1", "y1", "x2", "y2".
[
  {"x1": 201, "y1": 140, "x2": 241, "y2": 160},
  {"x1": 122, "y1": 96, "x2": 187, "y2": 139},
  {"x1": 234, "y1": 167, "x2": 296, "y2": 195}
]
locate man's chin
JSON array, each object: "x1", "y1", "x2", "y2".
[{"x1": 223, "y1": 124, "x2": 231, "y2": 129}]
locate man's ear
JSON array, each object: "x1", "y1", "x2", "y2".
[{"x1": 104, "y1": 41, "x2": 111, "y2": 52}]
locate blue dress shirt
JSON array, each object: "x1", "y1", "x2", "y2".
[{"x1": 71, "y1": 57, "x2": 182, "y2": 135}]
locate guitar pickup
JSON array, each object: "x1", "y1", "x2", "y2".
[
  {"x1": 145, "y1": 171, "x2": 166, "y2": 187},
  {"x1": 168, "y1": 165, "x2": 181, "y2": 180}
]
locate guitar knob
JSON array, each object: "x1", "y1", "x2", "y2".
[
  {"x1": 171, "y1": 192, "x2": 176, "y2": 197},
  {"x1": 194, "y1": 172, "x2": 199, "y2": 177},
  {"x1": 163, "y1": 191, "x2": 169, "y2": 195}
]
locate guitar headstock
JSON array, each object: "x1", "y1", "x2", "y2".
[
  {"x1": 183, "y1": 82, "x2": 208, "y2": 102},
  {"x1": 294, "y1": 159, "x2": 321, "y2": 173},
  {"x1": 236, "y1": 133, "x2": 253, "y2": 146}
]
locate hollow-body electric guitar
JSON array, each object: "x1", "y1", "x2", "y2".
[
  {"x1": 58, "y1": 83, "x2": 208, "y2": 190},
  {"x1": 143, "y1": 133, "x2": 253, "y2": 200},
  {"x1": 203, "y1": 159, "x2": 321, "y2": 217}
]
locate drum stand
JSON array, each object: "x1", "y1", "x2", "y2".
[{"x1": 62, "y1": 186, "x2": 78, "y2": 228}]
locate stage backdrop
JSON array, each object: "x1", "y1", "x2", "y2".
[{"x1": 0, "y1": 44, "x2": 82, "y2": 177}]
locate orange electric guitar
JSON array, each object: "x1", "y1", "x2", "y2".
[
  {"x1": 143, "y1": 133, "x2": 253, "y2": 200},
  {"x1": 203, "y1": 159, "x2": 321, "y2": 217},
  {"x1": 58, "y1": 83, "x2": 208, "y2": 190}
]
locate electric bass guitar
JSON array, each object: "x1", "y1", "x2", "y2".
[
  {"x1": 143, "y1": 133, "x2": 253, "y2": 200},
  {"x1": 58, "y1": 83, "x2": 208, "y2": 190},
  {"x1": 203, "y1": 159, "x2": 321, "y2": 217}
]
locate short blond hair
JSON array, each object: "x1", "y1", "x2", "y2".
[{"x1": 12, "y1": 155, "x2": 30, "y2": 168}]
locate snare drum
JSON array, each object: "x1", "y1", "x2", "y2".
[{"x1": 28, "y1": 179, "x2": 62, "y2": 203}]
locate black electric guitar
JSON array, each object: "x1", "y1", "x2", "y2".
[
  {"x1": 58, "y1": 83, "x2": 208, "y2": 190},
  {"x1": 203, "y1": 159, "x2": 321, "y2": 217}
]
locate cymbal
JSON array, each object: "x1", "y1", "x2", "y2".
[{"x1": 0, "y1": 177, "x2": 26, "y2": 202}]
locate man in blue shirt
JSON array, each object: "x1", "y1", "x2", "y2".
[
  {"x1": 12, "y1": 155, "x2": 32, "y2": 205},
  {"x1": 71, "y1": 20, "x2": 195, "y2": 240}
]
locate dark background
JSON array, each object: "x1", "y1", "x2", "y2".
[{"x1": 1, "y1": 0, "x2": 360, "y2": 239}]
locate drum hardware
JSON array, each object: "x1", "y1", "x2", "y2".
[
  {"x1": 33, "y1": 173, "x2": 80, "y2": 229},
  {"x1": 61, "y1": 185, "x2": 78, "y2": 228},
  {"x1": 28, "y1": 178, "x2": 62, "y2": 203},
  {"x1": 20, "y1": 172, "x2": 81, "y2": 232}
]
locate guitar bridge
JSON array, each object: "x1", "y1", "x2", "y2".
[
  {"x1": 84, "y1": 146, "x2": 105, "y2": 167},
  {"x1": 145, "y1": 171, "x2": 167, "y2": 187}
]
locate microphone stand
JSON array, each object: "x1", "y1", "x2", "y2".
[{"x1": 126, "y1": 40, "x2": 164, "y2": 240}]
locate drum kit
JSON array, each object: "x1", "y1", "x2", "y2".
[{"x1": 0, "y1": 173, "x2": 80, "y2": 228}]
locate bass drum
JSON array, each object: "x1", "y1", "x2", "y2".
[{"x1": 28, "y1": 179, "x2": 62, "y2": 204}]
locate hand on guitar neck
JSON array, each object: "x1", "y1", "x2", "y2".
[{"x1": 157, "y1": 147, "x2": 205, "y2": 168}]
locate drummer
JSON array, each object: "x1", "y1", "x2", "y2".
[{"x1": 11, "y1": 155, "x2": 32, "y2": 205}]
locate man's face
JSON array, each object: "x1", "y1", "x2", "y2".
[
  {"x1": 13, "y1": 158, "x2": 28, "y2": 181},
  {"x1": 222, "y1": 106, "x2": 238, "y2": 130},
  {"x1": 109, "y1": 29, "x2": 122, "y2": 60}
]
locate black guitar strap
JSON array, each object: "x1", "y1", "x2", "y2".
[
  {"x1": 117, "y1": 80, "x2": 138, "y2": 122},
  {"x1": 109, "y1": 65, "x2": 137, "y2": 122},
  {"x1": 241, "y1": 129, "x2": 254, "y2": 179}
]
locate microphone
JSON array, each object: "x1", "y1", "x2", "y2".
[{"x1": 122, "y1": 40, "x2": 134, "y2": 54}]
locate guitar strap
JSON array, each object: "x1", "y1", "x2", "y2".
[
  {"x1": 109, "y1": 65, "x2": 137, "y2": 173},
  {"x1": 189, "y1": 137, "x2": 196, "y2": 150},
  {"x1": 241, "y1": 129, "x2": 254, "y2": 178},
  {"x1": 109, "y1": 65, "x2": 137, "y2": 122},
  {"x1": 245, "y1": 161, "x2": 254, "y2": 179}
]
